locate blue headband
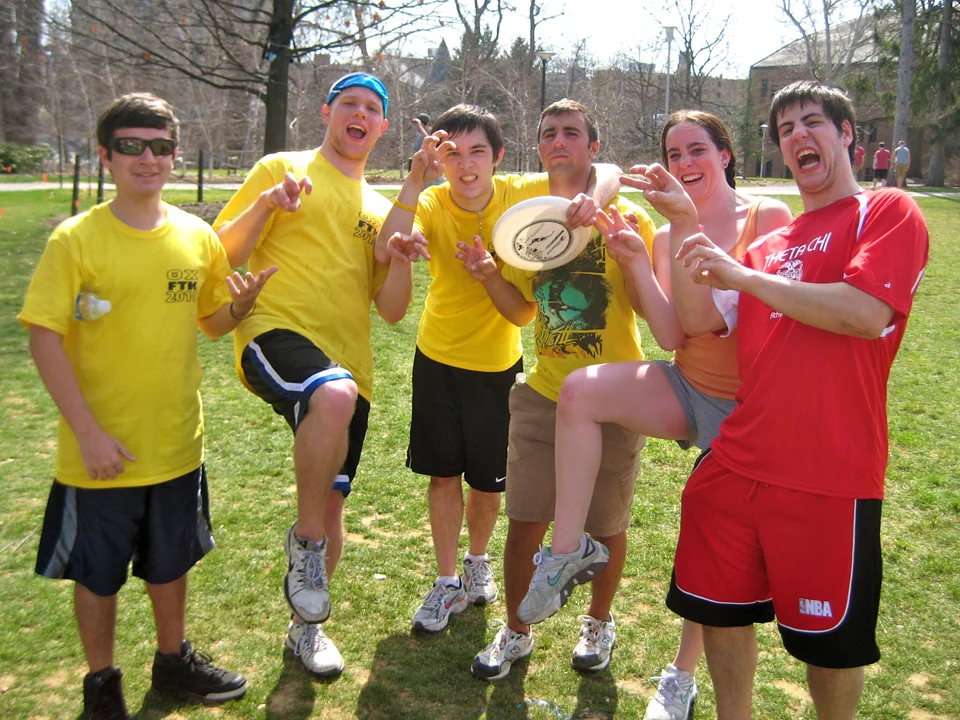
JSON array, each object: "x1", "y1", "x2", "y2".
[{"x1": 326, "y1": 73, "x2": 389, "y2": 117}]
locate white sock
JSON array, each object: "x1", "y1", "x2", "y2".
[
  {"x1": 464, "y1": 552, "x2": 488, "y2": 563},
  {"x1": 438, "y1": 575, "x2": 461, "y2": 587}
]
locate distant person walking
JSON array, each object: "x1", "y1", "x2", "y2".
[
  {"x1": 853, "y1": 143, "x2": 865, "y2": 181},
  {"x1": 872, "y1": 142, "x2": 890, "y2": 190},
  {"x1": 894, "y1": 140, "x2": 911, "y2": 189}
]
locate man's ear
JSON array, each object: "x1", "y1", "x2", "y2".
[
  {"x1": 494, "y1": 146, "x2": 505, "y2": 167},
  {"x1": 321, "y1": 104, "x2": 332, "y2": 125}
]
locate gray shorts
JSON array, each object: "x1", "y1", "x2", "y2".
[{"x1": 653, "y1": 361, "x2": 736, "y2": 451}]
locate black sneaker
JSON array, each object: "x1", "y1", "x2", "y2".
[
  {"x1": 83, "y1": 667, "x2": 130, "y2": 720},
  {"x1": 151, "y1": 640, "x2": 247, "y2": 703}
]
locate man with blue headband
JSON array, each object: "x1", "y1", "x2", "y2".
[{"x1": 214, "y1": 72, "x2": 421, "y2": 678}]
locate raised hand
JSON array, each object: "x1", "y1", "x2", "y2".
[
  {"x1": 387, "y1": 231, "x2": 431, "y2": 264},
  {"x1": 565, "y1": 193, "x2": 600, "y2": 229},
  {"x1": 676, "y1": 233, "x2": 749, "y2": 290},
  {"x1": 410, "y1": 130, "x2": 454, "y2": 185},
  {"x1": 622, "y1": 163, "x2": 697, "y2": 223},
  {"x1": 455, "y1": 236, "x2": 499, "y2": 283},
  {"x1": 263, "y1": 172, "x2": 312, "y2": 213},
  {"x1": 594, "y1": 205, "x2": 652, "y2": 269},
  {"x1": 226, "y1": 265, "x2": 279, "y2": 317},
  {"x1": 77, "y1": 426, "x2": 136, "y2": 480}
]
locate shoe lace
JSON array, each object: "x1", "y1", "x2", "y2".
[
  {"x1": 296, "y1": 548, "x2": 327, "y2": 590},
  {"x1": 650, "y1": 671, "x2": 685, "y2": 708},
  {"x1": 577, "y1": 615, "x2": 601, "y2": 651},
  {"x1": 298, "y1": 625, "x2": 329, "y2": 656},
  {"x1": 467, "y1": 558, "x2": 494, "y2": 589},
  {"x1": 184, "y1": 646, "x2": 225, "y2": 679},
  {"x1": 484, "y1": 621, "x2": 513, "y2": 661},
  {"x1": 420, "y1": 581, "x2": 450, "y2": 613}
]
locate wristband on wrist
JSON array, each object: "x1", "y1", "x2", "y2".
[{"x1": 393, "y1": 198, "x2": 417, "y2": 213}]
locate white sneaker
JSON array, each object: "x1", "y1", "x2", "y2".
[
  {"x1": 644, "y1": 664, "x2": 698, "y2": 720},
  {"x1": 471, "y1": 623, "x2": 534, "y2": 681},
  {"x1": 516, "y1": 533, "x2": 610, "y2": 625},
  {"x1": 286, "y1": 619, "x2": 344, "y2": 677},
  {"x1": 463, "y1": 556, "x2": 498, "y2": 605},
  {"x1": 571, "y1": 614, "x2": 616, "y2": 671},
  {"x1": 284, "y1": 524, "x2": 330, "y2": 624},
  {"x1": 411, "y1": 579, "x2": 468, "y2": 632}
]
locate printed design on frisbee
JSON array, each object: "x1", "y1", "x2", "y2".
[{"x1": 512, "y1": 219, "x2": 574, "y2": 263}]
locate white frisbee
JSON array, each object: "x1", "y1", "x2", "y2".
[{"x1": 492, "y1": 196, "x2": 591, "y2": 271}]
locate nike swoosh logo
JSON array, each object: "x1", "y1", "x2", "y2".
[
  {"x1": 547, "y1": 563, "x2": 568, "y2": 586},
  {"x1": 495, "y1": 476, "x2": 506, "y2": 484}
]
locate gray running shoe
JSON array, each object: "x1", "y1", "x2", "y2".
[
  {"x1": 571, "y1": 614, "x2": 616, "y2": 672},
  {"x1": 411, "y1": 579, "x2": 469, "y2": 632},
  {"x1": 286, "y1": 619, "x2": 344, "y2": 677},
  {"x1": 644, "y1": 664, "x2": 698, "y2": 720},
  {"x1": 284, "y1": 524, "x2": 330, "y2": 623},
  {"x1": 516, "y1": 533, "x2": 610, "y2": 625},
  {"x1": 471, "y1": 623, "x2": 534, "y2": 681},
  {"x1": 463, "y1": 556, "x2": 499, "y2": 605}
]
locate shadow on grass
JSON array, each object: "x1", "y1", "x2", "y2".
[
  {"x1": 355, "y1": 605, "x2": 513, "y2": 719},
  {"x1": 571, "y1": 668, "x2": 618, "y2": 719},
  {"x1": 262, "y1": 646, "x2": 337, "y2": 719}
]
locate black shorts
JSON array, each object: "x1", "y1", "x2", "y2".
[
  {"x1": 407, "y1": 347, "x2": 521, "y2": 493},
  {"x1": 873, "y1": 168, "x2": 888, "y2": 179},
  {"x1": 240, "y1": 329, "x2": 370, "y2": 493},
  {"x1": 35, "y1": 466, "x2": 214, "y2": 597}
]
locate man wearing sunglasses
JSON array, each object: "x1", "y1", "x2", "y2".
[
  {"x1": 20, "y1": 93, "x2": 273, "y2": 720},
  {"x1": 214, "y1": 73, "x2": 419, "y2": 678}
]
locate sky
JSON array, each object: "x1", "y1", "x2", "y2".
[{"x1": 423, "y1": 0, "x2": 796, "y2": 79}]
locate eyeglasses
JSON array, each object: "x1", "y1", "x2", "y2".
[{"x1": 110, "y1": 137, "x2": 178, "y2": 156}]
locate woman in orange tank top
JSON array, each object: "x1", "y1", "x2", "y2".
[{"x1": 518, "y1": 112, "x2": 793, "y2": 716}]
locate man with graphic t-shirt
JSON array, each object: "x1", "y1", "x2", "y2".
[{"x1": 635, "y1": 81, "x2": 928, "y2": 719}]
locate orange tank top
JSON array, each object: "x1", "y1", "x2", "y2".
[{"x1": 673, "y1": 199, "x2": 762, "y2": 400}]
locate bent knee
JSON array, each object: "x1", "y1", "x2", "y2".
[
  {"x1": 556, "y1": 368, "x2": 593, "y2": 418},
  {"x1": 307, "y1": 378, "x2": 358, "y2": 423}
]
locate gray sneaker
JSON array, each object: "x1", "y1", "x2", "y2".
[
  {"x1": 571, "y1": 614, "x2": 616, "y2": 672},
  {"x1": 286, "y1": 619, "x2": 344, "y2": 677},
  {"x1": 516, "y1": 533, "x2": 610, "y2": 625},
  {"x1": 411, "y1": 579, "x2": 469, "y2": 632},
  {"x1": 284, "y1": 524, "x2": 330, "y2": 624},
  {"x1": 644, "y1": 664, "x2": 698, "y2": 720},
  {"x1": 471, "y1": 623, "x2": 534, "y2": 681},
  {"x1": 463, "y1": 556, "x2": 498, "y2": 605}
]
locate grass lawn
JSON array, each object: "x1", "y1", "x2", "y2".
[{"x1": 0, "y1": 188, "x2": 957, "y2": 719}]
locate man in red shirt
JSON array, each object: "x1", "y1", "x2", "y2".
[
  {"x1": 636, "y1": 81, "x2": 928, "y2": 719},
  {"x1": 853, "y1": 142, "x2": 865, "y2": 180},
  {"x1": 872, "y1": 141, "x2": 891, "y2": 189}
]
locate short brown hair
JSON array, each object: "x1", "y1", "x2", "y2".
[
  {"x1": 432, "y1": 104, "x2": 504, "y2": 158},
  {"x1": 768, "y1": 81, "x2": 856, "y2": 163},
  {"x1": 97, "y1": 93, "x2": 180, "y2": 152},
  {"x1": 661, "y1": 110, "x2": 737, "y2": 188},
  {"x1": 538, "y1": 99, "x2": 599, "y2": 144}
]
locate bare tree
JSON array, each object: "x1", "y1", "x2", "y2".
[
  {"x1": 892, "y1": 0, "x2": 916, "y2": 152},
  {"x1": 926, "y1": 0, "x2": 952, "y2": 184},
  {"x1": 777, "y1": 0, "x2": 877, "y2": 83},
  {"x1": 60, "y1": 0, "x2": 448, "y2": 154},
  {"x1": 1, "y1": 0, "x2": 43, "y2": 144}
]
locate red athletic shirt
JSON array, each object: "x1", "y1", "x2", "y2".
[
  {"x1": 710, "y1": 190, "x2": 929, "y2": 499},
  {"x1": 874, "y1": 147, "x2": 891, "y2": 170}
]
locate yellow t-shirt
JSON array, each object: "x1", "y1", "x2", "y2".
[
  {"x1": 18, "y1": 203, "x2": 232, "y2": 488},
  {"x1": 414, "y1": 174, "x2": 550, "y2": 371},
  {"x1": 501, "y1": 196, "x2": 656, "y2": 401},
  {"x1": 214, "y1": 150, "x2": 391, "y2": 402}
]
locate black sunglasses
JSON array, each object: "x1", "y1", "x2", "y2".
[{"x1": 110, "y1": 137, "x2": 178, "y2": 156}]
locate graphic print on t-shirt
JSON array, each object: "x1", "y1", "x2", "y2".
[{"x1": 532, "y1": 234, "x2": 611, "y2": 358}]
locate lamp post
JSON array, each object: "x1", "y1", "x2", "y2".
[
  {"x1": 759, "y1": 123, "x2": 769, "y2": 179},
  {"x1": 664, "y1": 26, "x2": 676, "y2": 120},
  {"x1": 535, "y1": 50, "x2": 555, "y2": 171}
]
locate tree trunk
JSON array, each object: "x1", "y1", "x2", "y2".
[
  {"x1": 0, "y1": 0, "x2": 15, "y2": 142},
  {"x1": 927, "y1": 0, "x2": 952, "y2": 186},
  {"x1": 892, "y1": 0, "x2": 916, "y2": 153},
  {"x1": 262, "y1": 0, "x2": 294, "y2": 155}
]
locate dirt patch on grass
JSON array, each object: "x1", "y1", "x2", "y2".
[{"x1": 177, "y1": 202, "x2": 227, "y2": 225}]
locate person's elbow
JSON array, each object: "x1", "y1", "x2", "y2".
[{"x1": 376, "y1": 298, "x2": 410, "y2": 324}]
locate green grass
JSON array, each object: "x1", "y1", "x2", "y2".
[{"x1": 0, "y1": 189, "x2": 957, "y2": 719}]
